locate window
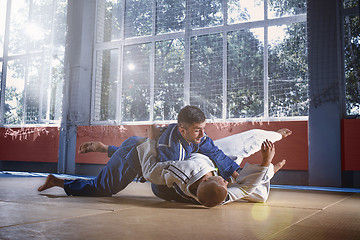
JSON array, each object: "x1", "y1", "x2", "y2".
[
  {"x1": 344, "y1": 0, "x2": 360, "y2": 116},
  {"x1": 0, "y1": 0, "x2": 67, "y2": 126},
  {"x1": 93, "y1": 0, "x2": 308, "y2": 123}
]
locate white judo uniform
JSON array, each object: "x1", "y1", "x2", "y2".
[{"x1": 137, "y1": 129, "x2": 283, "y2": 205}]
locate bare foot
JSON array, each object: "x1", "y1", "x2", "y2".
[
  {"x1": 277, "y1": 128, "x2": 292, "y2": 138},
  {"x1": 274, "y1": 160, "x2": 286, "y2": 173},
  {"x1": 38, "y1": 175, "x2": 64, "y2": 192},
  {"x1": 78, "y1": 142, "x2": 108, "y2": 154}
]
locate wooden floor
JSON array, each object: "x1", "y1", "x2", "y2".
[{"x1": 0, "y1": 176, "x2": 359, "y2": 240}]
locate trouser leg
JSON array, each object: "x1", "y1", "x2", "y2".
[
  {"x1": 64, "y1": 151, "x2": 137, "y2": 197},
  {"x1": 238, "y1": 163, "x2": 274, "y2": 203},
  {"x1": 214, "y1": 129, "x2": 282, "y2": 165}
]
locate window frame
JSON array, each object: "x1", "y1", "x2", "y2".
[
  {"x1": 92, "y1": 0, "x2": 308, "y2": 125},
  {"x1": 0, "y1": 0, "x2": 66, "y2": 127}
]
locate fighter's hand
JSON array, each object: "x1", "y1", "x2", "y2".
[
  {"x1": 231, "y1": 170, "x2": 239, "y2": 179},
  {"x1": 147, "y1": 125, "x2": 161, "y2": 140},
  {"x1": 261, "y1": 139, "x2": 275, "y2": 166}
]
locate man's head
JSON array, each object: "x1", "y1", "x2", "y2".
[
  {"x1": 177, "y1": 106, "x2": 206, "y2": 144},
  {"x1": 197, "y1": 176, "x2": 228, "y2": 207}
]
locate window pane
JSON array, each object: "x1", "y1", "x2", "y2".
[
  {"x1": 191, "y1": 0, "x2": 223, "y2": 29},
  {"x1": 345, "y1": 15, "x2": 360, "y2": 115},
  {"x1": 5, "y1": 60, "x2": 25, "y2": 124},
  {"x1": 47, "y1": 53, "x2": 64, "y2": 121},
  {"x1": 156, "y1": 0, "x2": 185, "y2": 34},
  {"x1": 8, "y1": 0, "x2": 29, "y2": 55},
  {"x1": 228, "y1": 0, "x2": 264, "y2": 24},
  {"x1": 125, "y1": 0, "x2": 152, "y2": 38},
  {"x1": 0, "y1": 0, "x2": 6, "y2": 57},
  {"x1": 0, "y1": 61, "x2": 2, "y2": 96},
  {"x1": 344, "y1": 0, "x2": 359, "y2": 9},
  {"x1": 25, "y1": 57, "x2": 43, "y2": 124},
  {"x1": 27, "y1": 0, "x2": 54, "y2": 53},
  {"x1": 190, "y1": 34, "x2": 223, "y2": 119},
  {"x1": 5, "y1": 56, "x2": 59, "y2": 124},
  {"x1": 96, "y1": 0, "x2": 122, "y2": 42},
  {"x1": 227, "y1": 29, "x2": 264, "y2": 118},
  {"x1": 154, "y1": 39, "x2": 184, "y2": 121},
  {"x1": 268, "y1": 23, "x2": 308, "y2": 117},
  {"x1": 122, "y1": 44, "x2": 151, "y2": 121},
  {"x1": 53, "y1": 0, "x2": 68, "y2": 48},
  {"x1": 94, "y1": 49, "x2": 119, "y2": 121},
  {"x1": 268, "y1": 0, "x2": 306, "y2": 19}
]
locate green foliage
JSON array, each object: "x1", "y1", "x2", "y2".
[
  {"x1": 156, "y1": 0, "x2": 185, "y2": 34},
  {"x1": 227, "y1": 29, "x2": 264, "y2": 118},
  {"x1": 269, "y1": 0, "x2": 306, "y2": 16},
  {"x1": 4, "y1": 86, "x2": 24, "y2": 124},
  {"x1": 268, "y1": 22, "x2": 309, "y2": 116},
  {"x1": 122, "y1": 43, "x2": 151, "y2": 121},
  {"x1": 344, "y1": 15, "x2": 360, "y2": 115},
  {"x1": 124, "y1": 0, "x2": 153, "y2": 37},
  {"x1": 191, "y1": 0, "x2": 223, "y2": 28},
  {"x1": 190, "y1": 34, "x2": 223, "y2": 118},
  {"x1": 154, "y1": 39, "x2": 185, "y2": 120}
]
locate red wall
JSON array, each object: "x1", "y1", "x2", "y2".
[
  {"x1": 205, "y1": 121, "x2": 308, "y2": 170},
  {"x1": 342, "y1": 119, "x2": 360, "y2": 171},
  {"x1": 0, "y1": 120, "x2": 359, "y2": 171},
  {"x1": 76, "y1": 121, "x2": 309, "y2": 170},
  {"x1": 0, "y1": 127, "x2": 59, "y2": 163},
  {"x1": 76, "y1": 125, "x2": 149, "y2": 164}
]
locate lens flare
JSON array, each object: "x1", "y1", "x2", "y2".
[{"x1": 251, "y1": 203, "x2": 270, "y2": 221}]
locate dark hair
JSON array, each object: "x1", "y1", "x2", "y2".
[{"x1": 177, "y1": 106, "x2": 205, "y2": 125}]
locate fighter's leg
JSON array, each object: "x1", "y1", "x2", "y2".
[
  {"x1": 214, "y1": 129, "x2": 291, "y2": 165},
  {"x1": 242, "y1": 159, "x2": 286, "y2": 203},
  {"x1": 63, "y1": 154, "x2": 137, "y2": 196}
]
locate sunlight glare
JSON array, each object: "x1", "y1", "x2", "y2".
[
  {"x1": 26, "y1": 23, "x2": 43, "y2": 41},
  {"x1": 128, "y1": 63, "x2": 136, "y2": 71}
]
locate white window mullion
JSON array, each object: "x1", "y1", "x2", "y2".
[
  {"x1": 22, "y1": 0, "x2": 34, "y2": 124},
  {"x1": 263, "y1": 0, "x2": 269, "y2": 119},
  {"x1": 184, "y1": 0, "x2": 191, "y2": 106},
  {"x1": 222, "y1": 33, "x2": 228, "y2": 120},
  {"x1": 116, "y1": 46, "x2": 123, "y2": 123},
  {"x1": 222, "y1": 0, "x2": 228, "y2": 120},
  {"x1": 45, "y1": 0, "x2": 58, "y2": 122},
  {"x1": 117, "y1": 0, "x2": 126, "y2": 123},
  {"x1": 38, "y1": 50, "x2": 46, "y2": 122},
  {"x1": 92, "y1": 0, "x2": 104, "y2": 123},
  {"x1": 149, "y1": 0, "x2": 156, "y2": 122},
  {"x1": 263, "y1": 26, "x2": 269, "y2": 119},
  {"x1": 150, "y1": 42, "x2": 155, "y2": 122}
]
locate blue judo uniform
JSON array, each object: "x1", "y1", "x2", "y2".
[{"x1": 64, "y1": 124, "x2": 239, "y2": 199}]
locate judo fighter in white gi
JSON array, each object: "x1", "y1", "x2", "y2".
[{"x1": 137, "y1": 127, "x2": 289, "y2": 207}]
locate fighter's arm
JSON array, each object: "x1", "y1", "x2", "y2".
[
  {"x1": 136, "y1": 138, "x2": 170, "y2": 185},
  {"x1": 137, "y1": 138, "x2": 201, "y2": 188},
  {"x1": 222, "y1": 164, "x2": 269, "y2": 204},
  {"x1": 107, "y1": 145, "x2": 120, "y2": 157},
  {"x1": 136, "y1": 125, "x2": 169, "y2": 185}
]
